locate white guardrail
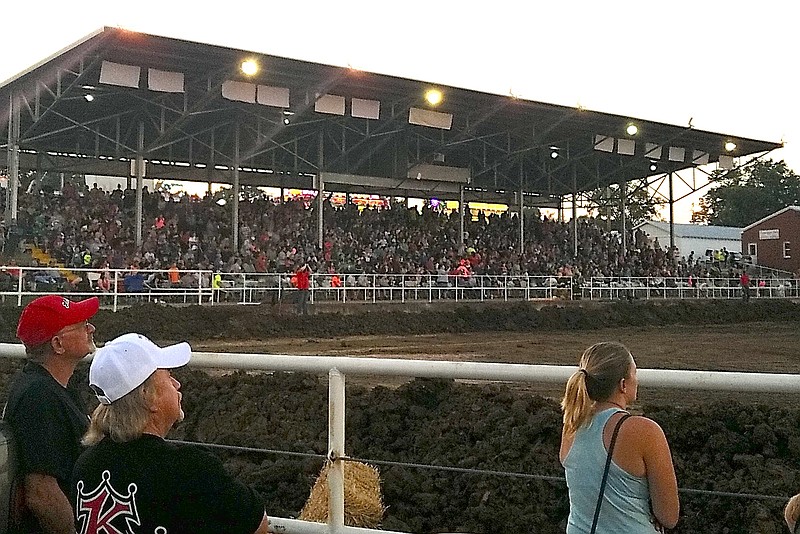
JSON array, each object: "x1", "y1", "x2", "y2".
[
  {"x1": 583, "y1": 276, "x2": 800, "y2": 300},
  {"x1": 1, "y1": 266, "x2": 799, "y2": 310},
  {"x1": 3, "y1": 343, "x2": 800, "y2": 534},
  {"x1": 0, "y1": 266, "x2": 572, "y2": 310}
]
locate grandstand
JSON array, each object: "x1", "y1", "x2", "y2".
[{"x1": 1, "y1": 26, "x2": 783, "y2": 259}]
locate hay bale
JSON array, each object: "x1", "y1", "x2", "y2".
[{"x1": 299, "y1": 460, "x2": 385, "y2": 528}]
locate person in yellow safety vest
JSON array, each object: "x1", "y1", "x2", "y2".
[
  {"x1": 83, "y1": 252, "x2": 92, "y2": 266},
  {"x1": 211, "y1": 273, "x2": 222, "y2": 302}
]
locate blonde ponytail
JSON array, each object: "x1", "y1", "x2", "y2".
[
  {"x1": 561, "y1": 369, "x2": 593, "y2": 435},
  {"x1": 561, "y1": 342, "x2": 633, "y2": 435}
]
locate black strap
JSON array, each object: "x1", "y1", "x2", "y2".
[{"x1": 590, "y1": 412, "x2": 632, "y2": 534}]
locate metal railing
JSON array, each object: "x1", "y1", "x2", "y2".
[
  {"x1": 0, "y1": 266, "x2": 212, "y2": 311},
  {"x1": 2, "y1": 265, "x2": 798, "y2": 308},
  {"x1": 2, "y1": 343, "x2": 799, "y2": 533},
  {"x1": 0, "y1": 266, "x2": 572, "y2": 309},
  {"x1": 222, "y1": 272, "x2": 572, "y2": 305},
  {"x1": 583, "y1": 276, "x2": 800, "y2": 300}
]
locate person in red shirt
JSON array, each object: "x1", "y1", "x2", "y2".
[
  {"x1": 295, "y1": 263, "x2": 311, "y2": 315},
  {"x1": 740, "y1": 271, "x2": 750, "y2": 302}
]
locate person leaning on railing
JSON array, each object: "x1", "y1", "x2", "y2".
[
  {"x1": 71, "y1": 333, "x2": 269, "y2": 534},
  {"x1": 560, "y1": 342, "x2": 679, "y2": 533},
  {"x1": 4, "y1": 295, "x2": 100, "y2": 534}
]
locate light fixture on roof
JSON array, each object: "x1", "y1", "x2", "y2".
[
  {"x1": 626, "y1": 123, "x2": 639, "y2": 136},
  {"x1": 550, "y1": 149, "x2": 559, "y2": 159},
  {"x1": 425, "y1": 89, "x2": 443, "y2": 106},
  {"x1": 240, "y1": 59, "x2": 259, "y2": 76},
  {"x1": 725, "y1": 141, "x2": 737, "y2": 152},
  {"x1": 649, "y1": 161, "x2": 658, "y2": 172},
  {"x1": 283, "y1": 117, "x2": 290, "y2": 125},
  {"x1": 84, "y1": 94, "x2": 95, "y2": 102}
]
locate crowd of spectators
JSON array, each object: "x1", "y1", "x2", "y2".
[{"x1": 0, "y1": 183, "x2": 747, "y2": 289}]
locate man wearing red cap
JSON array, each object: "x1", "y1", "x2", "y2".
[{"x1": 4, "y1": 295, "x2": 99, "y2": 534}]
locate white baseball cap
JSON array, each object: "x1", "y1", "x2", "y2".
[{"x1": 90, "y1": 333, "x2": 191, "y2": 405}]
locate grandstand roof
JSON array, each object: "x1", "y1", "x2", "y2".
[
  {"x1": 0, "y1": 27, "x2": 784, "y2": 206},
  {"x1": 634, "y1": 220, "x2": 743, "y2": 240}
]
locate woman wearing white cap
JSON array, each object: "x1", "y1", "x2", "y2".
[{"x1": 70, "y1": 333, "x2": 269, "y2": 534}]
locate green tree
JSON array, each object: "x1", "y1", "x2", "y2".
[
  {"x1": 692, "y1": 160, "x2": 800, "y2": 226},
  {"x1": 588, "y1": 180, "x2": 662, "y2": 230}
]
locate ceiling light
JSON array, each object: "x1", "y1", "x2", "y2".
[
  {"x1": 551, "y1": 150, "x2": 559, "y2": 159},
  {"x1": 425, "y1": 89, "x2": 443, "y2": 106},
  {"x1": 649, "y1": 161, "x2": 658, "y2": 172},
  {"x1": 84, "y1": 94, "x2": 94, "y2": 102},
  {"x1": 283, "y1": 117, "x2": 290, "y2": 125},
  {"x1": 240, "y1": 59, "x2": 259, "y2": 76},
  {"x1": 626, "y1": 123, "x2": 638, "y2": 136},
  {"x1": 725, "y1": 141, "x2": 737, "y2": 152}
]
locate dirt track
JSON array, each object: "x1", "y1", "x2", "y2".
[{"x1": 191, "y1": 321, "x2": 800, "y2": 407}]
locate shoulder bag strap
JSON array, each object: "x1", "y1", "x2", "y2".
[{"x1": 589, "y1": 412, "x2": 632, "y2": 534}]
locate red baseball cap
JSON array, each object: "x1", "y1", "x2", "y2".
[{"x1": 16, "y1": 295, "x2": 100, "y2": 347}]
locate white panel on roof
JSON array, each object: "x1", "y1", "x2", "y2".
[
  {"x1": 594, "y1": 135, "x2": 614, "y2": 152},
  {"x1": 315, "y1": 94, "x2": 345, "y2": 115},
  {"x1": 668, "y1": 146, "x2": 686, "y2": 162},
  {"x1": 222, "y1": 80, "x2": 256, "y2": 103},
  {"x1": 409, "y1": 107, "x2": 453, "y2": 130},
  {"x1": 257, "y1": 86, "x2": 290, "y2": 108},
  {"x1": 352, "y1": 98, "x2": 380, "y2": 119},
  {"x1": 617, "y1": 139, "x2": 635, "y2": 156},
  {"x1": 718, "y1": 154, "x2": 734, "y2": 170},
  {"x1": 100, "y1": 61, "x2": 140, "y2": 88},
  {"x1": 645, "y1": 143, "x2": 662, "y2": 160},
  {"x1": 693, "y1": 150, "x2": 709, "y2": 165},
  {"x1": 148, "y1": 68, "x2": 184, "y2": 93}
]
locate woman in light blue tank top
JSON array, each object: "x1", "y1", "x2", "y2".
[{"x1": 559, "y1": 342, "x2": 679, "y2": 533}]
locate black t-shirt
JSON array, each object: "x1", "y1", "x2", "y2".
[
  {"x1": 4, "y1": 361, "x2": 89, "y2": 495},
  {"x1": 71, "y1": 435, "x2": 265, "y2": 534}
]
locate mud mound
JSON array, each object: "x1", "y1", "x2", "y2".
[
  {"x1": 1, "y1": 299, "x2": 797, "y2": 344},
  {"x1": 173, "y1": 372, "x2": 798, "y2": 533}
]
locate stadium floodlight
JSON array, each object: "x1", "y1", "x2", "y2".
[
  {"x1": 425, "y1": 89, "x2": 443, "y2": 106},
  {"x1": 725, "y1": 141, "x2": 737, "y2": 152},
  {"x1": 626, "y1": 123, "x2": 639, "y2": 136},
  {"x1": 216, "y1": 198, "x2": 227, "y2": 206},
  {"x1": 240, "y1": 59, "x2": 259, "y2": 76}
]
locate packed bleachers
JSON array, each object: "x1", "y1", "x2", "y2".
[{"x1": 0, "y1": 184, "x2": 748, "y2": 287}]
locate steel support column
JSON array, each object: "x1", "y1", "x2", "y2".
[
  {"x1": 206, "y1": 130, "x2": 215, "y2": 196},
  {"x1": 620, "y1": 179, "x2": 627, "y2": 253},
  {"x1": 518, "y1": 184, "x2": 524, "y2": 251},
  {"x1": 572, "y1": 165, "x2": 578, "y2": 257},
  {"x1": 6, "y1": 91, "x2": 20, "y2": 225},
  {"x1": 135, "y1": 122, "x2": 145, "y2": 248},
  {"x1": 459, "y1": 184, "x2": 465, "y2": 245},
  {"x1": 668, "y1": 172, "x2": 675, "y2": 263},
  {"x1": 233, "y1": 124, "x2": 240, "y2": 252},
  {"x1": 318, "y1": 131, "x2": 324, "y2": 250}
]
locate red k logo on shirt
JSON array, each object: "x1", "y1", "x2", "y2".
[{"x1": 76, "y1": 471, "x2": 141, "y2": 534}]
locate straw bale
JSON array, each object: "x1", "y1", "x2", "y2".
[{"x1": 299, "y1": 460, "x2": 386, "y2": 527}]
